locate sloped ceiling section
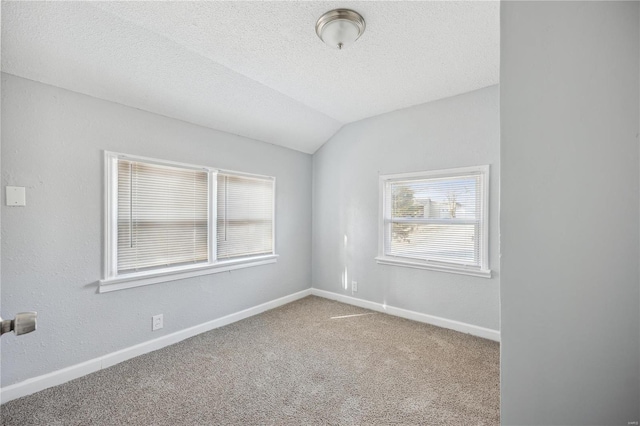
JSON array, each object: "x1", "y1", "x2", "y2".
[{"x1": 1, "y1": 1, "x2": 499, "y2": 154}]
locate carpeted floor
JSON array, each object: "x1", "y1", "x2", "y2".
[{"x1": 0, "y1": 296, "x2": 500, "y2": 425}]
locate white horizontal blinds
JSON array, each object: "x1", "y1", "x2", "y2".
[
  {"x1": 217, "y1": 173, "x2": 274, "y2": 260},
  {"x1": 117, "y1": 159, "x2": 209, "y2": 273},
  {"x1": 386, "y1": 172, "x2": 483, "y2": 267}
]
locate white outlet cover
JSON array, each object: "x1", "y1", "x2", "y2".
[{"x1": 152, "y1": 314, "x2": 163, "y2": 331}]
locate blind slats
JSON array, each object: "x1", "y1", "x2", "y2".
[
  {"x1": 217, "y1": 174, "x2": 274, "y2": 260},
  {"x1": 117, "y1": 160, "x2": 209, "y2": 273},
  {"x1": 385, "y1": 172, "x2": 484, "y2": 267},
  {"x1": 114, "y1": 155, "x2": 275, "y2": 277}
]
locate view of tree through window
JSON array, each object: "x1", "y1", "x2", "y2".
[{"x1": 391, "y1": 185, "x2": 423, "y2": 242}]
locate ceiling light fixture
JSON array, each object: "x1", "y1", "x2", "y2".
[{"x1": 315, "y1": 9, "x2": 366, "y2": 50}]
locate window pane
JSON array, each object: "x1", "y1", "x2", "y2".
[
  {"x1": 391, "y1": 176, "x2": 479, "y2": 220},
  {"x1": 217, "y1": 174, "x2": 274, "y2": 259},
  {"x1": 389, "y1": 223, "x2": 478, "y2": 266},
  {"x1": 117, "y1": 160, "x2": 209, "y2": 273}
]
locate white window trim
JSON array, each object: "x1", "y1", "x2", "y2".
[
  {"x1": 101, "y1": 151, "x2": 277, "y2": 292},
  {"x1": 375, "y1": 165, "x2": 491, "y2": 278},
  {"x1": 99, "y1": 254, "x2": 279, "y2": 293}
]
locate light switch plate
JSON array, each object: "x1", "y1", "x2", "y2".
[{"x1": 6, "y1": 186, "x2": 26, "y2": 206}]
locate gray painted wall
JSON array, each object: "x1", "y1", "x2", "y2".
[
  {"x1": 501, "y1": 2, "x2": 640, "y2": 425},
  {"x1": 0, "y1": 73, "x2": 312, "y2": 387},
  {"x1": 312, "y1": 85, "x2": 500, "y2": 331}
]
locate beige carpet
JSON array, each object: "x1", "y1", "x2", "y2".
[{"x1": 0, "y1": 296, "x2": 500, "y2": 425}]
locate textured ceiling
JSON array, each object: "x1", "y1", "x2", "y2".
[{"x1": 1, "y1": 1, "x2": 499, "y2": 154}]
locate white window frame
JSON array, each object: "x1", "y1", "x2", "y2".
[
  {"x1": 100, "y1": 151, "x2": 277, "y2": 293},
  {"x1": 375, "y1": 165, "x2": 491, "y2": 278}
]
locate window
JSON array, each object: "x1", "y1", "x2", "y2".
[
  {"x1": 116, "y1": 159, "x2": 209, "y2": 274},
  {"x1": 376, "y1": 165, "x2": 490, "y2": 278},
  {"x1": 216, "y1": 173, "x2": 274, "y2": 260},
  {"x1": 101, "y1": 152, "x2": 276, "y2": 292}
]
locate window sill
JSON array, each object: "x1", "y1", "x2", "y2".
[
  {"x1": 99, "y1": 255, "x2": 279, "y2": 293},
  {"x1": 375, "y1": 256, "x2": 491, "y2": 278}
]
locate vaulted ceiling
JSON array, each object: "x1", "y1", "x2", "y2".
[{"x1": 1, "y1": 1, "x2": 500, "y2": 154}]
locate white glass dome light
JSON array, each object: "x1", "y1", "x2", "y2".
[{"x1": 315, "y1": 9, "x2": 366, "y2": 50}]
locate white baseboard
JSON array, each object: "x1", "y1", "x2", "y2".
[
  {"x1": 1, "y1": 288, "x2": 312, "y2": 404},
  {"x1": 310, "y1": 288, "x2": 500, "y2": 342}
]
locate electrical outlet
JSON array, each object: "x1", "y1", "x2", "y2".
[
  {"x1": 152, "y1": 314, "x2": 163, "y2": 331},
  {"x1": 352, "y1": 281, "x2": 358, "y2": 293}
]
